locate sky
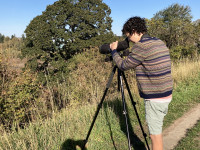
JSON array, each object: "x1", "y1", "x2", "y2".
[{"x1": 0, "y1": 0, "x2": 200, "y2": 37}]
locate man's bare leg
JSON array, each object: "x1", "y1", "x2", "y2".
[{"x1": 150, "y1": 134, "x2": 163, "y2": 150}]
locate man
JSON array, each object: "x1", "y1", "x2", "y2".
[{"x1": 110, "y1": 16, "x2": 173, "y2": 150}]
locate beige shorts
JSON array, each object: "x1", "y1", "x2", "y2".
[{"x1": 144, "y1": 100, "x2": 170, "y2": 135}]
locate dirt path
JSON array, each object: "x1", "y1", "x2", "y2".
[{"x1": 163, "y1": 103, "x2": 200, "y2": 150}]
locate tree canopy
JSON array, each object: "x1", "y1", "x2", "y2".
[
  {"x1": 147, "y1": 3, "x2": 200, "y2": 59},
  {"x1": 148, "y1": 4, "x2": 193, "y2": 48},
  {"x1": 22, "y1": 0, "x2": 115, "y2": 82},
  {"x1": 0, "y1": 33, "x2": 5, "y2": 43}
]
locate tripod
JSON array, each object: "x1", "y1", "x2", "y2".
[{"x1": 82, "y1": 66, "x2": 150, "y2": 150}]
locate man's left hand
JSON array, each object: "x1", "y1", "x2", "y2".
[{"x1": 110, "y1": 41, "x2": 118, "y2": 51}]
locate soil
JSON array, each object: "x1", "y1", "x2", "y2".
[{"x1": 163, "y1": 103, "x2": 200, "y2": 150}]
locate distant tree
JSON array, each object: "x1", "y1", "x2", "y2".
[
  {"x1": 21, "y1": 34, "x2": 26, "y2": 41},
  {"x1": 22, "y1": 0, "x2": 115, "y2": 82},
  {"x1": 11, "y1": 34, "x2": 16, "y2": 39},
  {"x1": 147, "y1": 3, "x2": 200, "y2": 59},
  {"x1": 0, "y1": 33, "x2": 5, "y2": 43},
  {"x1": 193, "y1": 21, "x2": 200, "y2": 53},
  {"x1": 147, "y1": 3, "x2": 193, "y2": 48}
]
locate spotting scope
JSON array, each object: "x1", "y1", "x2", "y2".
[{"x1": 99, "y1": 38, "x2": 129, "y2": 54}]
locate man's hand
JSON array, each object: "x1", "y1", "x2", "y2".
[{"x1": 110, "y1": 41, "x2": 118, "y2": 51}]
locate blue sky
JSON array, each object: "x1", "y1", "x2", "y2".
[{"x1": 0, "y1": 0, "x2": 200, "y2": 37}]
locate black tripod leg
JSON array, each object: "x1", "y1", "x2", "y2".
[
  {"x1": 117, "y1": 69, "x2": 120, "y2": 92},
  {"x1": 82, "y1": 66, "x2": 117, "y2": 149},
  {"x1": 118, "y1": 70, "x2": 132, "y2": 150},
  {"x1": 121, "y1": 71, "x2": 150, "y2": 150}
]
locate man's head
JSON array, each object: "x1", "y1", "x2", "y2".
[{"x1": 122, "y1": 16, "x2": 147, "y2": 43}]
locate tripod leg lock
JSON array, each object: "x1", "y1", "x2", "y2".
[
  {"x1": 123, "y1": 111, "x2": 127, "y2": 115},
  {"x1": 143, "y1": 133, "x2": 147, "y2": 137}
]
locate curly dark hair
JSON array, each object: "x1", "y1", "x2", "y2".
[{"x1": 122, "y1": 16, "x2": 147, "y2": 35}]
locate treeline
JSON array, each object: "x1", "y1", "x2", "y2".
[
  {"x1": 0, "y1": 1, "x2": 200, "y2": 130},
  {"x1": 0, "y1": 34, "x2": 25, "y2": 43}
]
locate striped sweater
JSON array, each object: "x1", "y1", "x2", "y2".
[{"x1": 111, "y1": 35, "x2": 173, "y2": 99}]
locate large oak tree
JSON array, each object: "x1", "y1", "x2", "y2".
[{"x1": 22, "y1": 0, "x2": 115, "y2": 81}]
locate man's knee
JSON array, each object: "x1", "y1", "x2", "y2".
[{"x1": 150, "y1": 134, "x2": 162, "y2": 140}]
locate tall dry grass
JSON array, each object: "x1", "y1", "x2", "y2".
[{"x1": 172, "y1": 57, "x2": 200, "y2": 87}]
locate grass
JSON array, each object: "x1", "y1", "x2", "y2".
[
  {"x1": 0, "y1": 93, "x2": 148, "y2": 150},
  {"x1": 163, "y1": 75, "x2": 200, "y2": 128},
  {"x1": 0, "y1": 71, "x2": 200, "y2": 149},
  {"x1": 174, "y1": 120, "x2": 200, "y2": 150}
]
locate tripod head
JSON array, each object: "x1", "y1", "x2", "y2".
[{"x1": 104, "y1": 49, "x2": 130, "y2": 62}]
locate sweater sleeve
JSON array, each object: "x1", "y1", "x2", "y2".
[{"x1": 111, "y1": 44, "x2": 146, "y2": 71}]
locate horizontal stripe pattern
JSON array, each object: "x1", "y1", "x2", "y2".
[{"x1": 112, "y1": 36, "x2": 173, "y2": 99}]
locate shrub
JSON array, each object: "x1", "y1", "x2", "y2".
[
  {"x1": 0, "y1": 70, "x2": 41, "y2": 129},
  {"x1": 170, "y1": 45, "x2": 198, "y2": 60},
  {"x1": 170, "y1": 46, "x2": 183, "y2": 60}
]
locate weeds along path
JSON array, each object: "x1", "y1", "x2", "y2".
[{"x1": 163, "y1": 102, "x2": 200, "y2": 150}]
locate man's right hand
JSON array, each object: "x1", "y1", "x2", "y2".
[{"x1": 110, "y1": 41, "x2": 118, "y2": 51}]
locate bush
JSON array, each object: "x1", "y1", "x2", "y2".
[
  {"x1": 0, "y1": 70, "x2": 41, "y2": 129},
  {"x1": 170, "y1": 45, "x2": 198, "y2": 60},
  {"x1": 46, "y1": 47, "x2": 114, "y2": 106},
  {"x1": 170, "y1": 46, "x2": 182, "y2": 60},
  {"x1": 51, "y1": 47, "x2": 140, "y2": 106},
  {"x1": 181, "y1": 45, "x2": 198, "y2": 58}
]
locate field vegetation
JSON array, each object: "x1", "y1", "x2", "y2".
[
  {"x1": 0, "y1": 1, "x2": 200, "y2": 149},
  {"x1": 0, "y1": 40, "x2": 200, "y2": 149}
]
